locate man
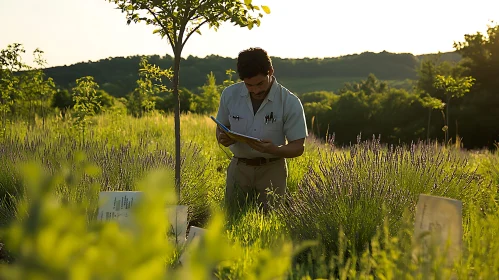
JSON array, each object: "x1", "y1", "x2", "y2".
[{"x1": 215, "y1": 47, "x2": 308, "y2": 213}]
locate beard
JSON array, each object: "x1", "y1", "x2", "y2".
[
  {"x1": 250, "y1": 91, "x2": 267, "y2": 100},
  {"x1": 251, "y1": 90, "x2": 265, "y2": 95}
]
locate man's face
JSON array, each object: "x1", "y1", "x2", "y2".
[{"x1": 243, "y1": 73, "x2": 273, "y2": 100}]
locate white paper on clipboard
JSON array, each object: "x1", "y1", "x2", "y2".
[{"x1": 210, "y1": 116, "x2": 262, "y2": 143}]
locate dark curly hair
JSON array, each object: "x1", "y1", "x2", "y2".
[{"x1": 236, "y1": 47, "x2": 273, "y2": 80}]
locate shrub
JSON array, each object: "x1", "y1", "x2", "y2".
[{"x1": 276, "y1": 137, "x2": 485, "y2": 260}]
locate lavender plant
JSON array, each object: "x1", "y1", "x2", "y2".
[
  {"x1": 0, "y1": 131, "x2": 212, "y2": 227},
  {"x1": 276, "y1": 136, "x2": 486, "y2": 262}
]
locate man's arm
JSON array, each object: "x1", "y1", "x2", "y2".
[
  {"x1": 246, "y1": 138, "x2": 305, "y2": 158},
  {"x1": 215, "y1": 87, "x2": 235, "y2": 147},
  {"x1": 270, "y1": 138, "x2": 305, "y2": 158}
]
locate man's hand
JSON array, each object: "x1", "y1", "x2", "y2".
[
  {"x1": 248, "y1": 138, "x2": 305, "y2": 158},
  {"x1": 247, "y1": 139, "x2": 277, "y2": 154},
  {"x1": 217, "y1": 127, "x2": 236, "y2": 147}
]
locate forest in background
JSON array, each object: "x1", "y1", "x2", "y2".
[
  {"x1": 1, "y1": 24, "x2": 498, "y2": 149},
  {"x1": 41, "y1": 50, "x2": 462, "y2": 97}
]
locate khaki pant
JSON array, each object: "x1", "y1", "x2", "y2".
[{"x1": 225, "y1": 157, "x2": 287, "y2": 212}]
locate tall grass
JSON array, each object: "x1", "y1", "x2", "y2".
[
  {"x1": 0, "y1": 112, "x2": 316, "y2": 225},
  {"x1": 0, "y1": 129, "x2": 210, "y2": 226},
  {"x1": 1, "y1": 112, "x2": 499, "y2": 278},
  {"x1": 275, "y1": 136, "x2": 492, "y2": 272},
  {"x1": 0, "y1": 161, "x2": 294, "y2": 279}
]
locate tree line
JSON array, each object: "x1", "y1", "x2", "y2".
[
  {"x1": 40, "y1": 50, "x2": 461, "y2": 98},
  {"x1": 302, "y1": 23, "x2": 499, "y2": 149},
  {"x1": 1, "y1": 23, "x2": 497, "y2": 149},
  {"x1": 0, "y1": 45, "x2": 236, "y2": 135}
]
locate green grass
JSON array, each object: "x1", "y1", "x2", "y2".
[{"x1": 0, "y1": 112, "x2": 498, "y2": 279}]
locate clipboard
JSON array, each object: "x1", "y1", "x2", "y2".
[{"x1": 210, "y1": 116, "x2": 262, "y2": 143}]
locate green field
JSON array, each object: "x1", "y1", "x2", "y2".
[
  {"x1": 278, "y1": 76, "x2": 364, "y2": 94},
  {"x1": 1, "y1": 112, "x2": 498, "y2": 279},
  {"x1": 278, "y1": 76, "x2": 415, "y2": 95}
]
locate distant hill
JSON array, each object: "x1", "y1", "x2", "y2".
[
  {"x1": 416, "y1": 52, "x2": 462, "y2": 64},
  {"x1": 42, "y1": 51, "x2": 462, "y2": 97}
]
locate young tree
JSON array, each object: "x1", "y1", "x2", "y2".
[
  {"x1": 222, "y1": 68, "x2": 237, "y2": 88},
  {"x1": 128, "y1": 56, "x2": 172, "y2": 117},
  {"x1": 416, "y1": 57, "x2": 455, "y2": 101},
  {"x1": 108, "y1": 0, "x2": 271, "y2": 198},
  {"x1": 420, "y1": 96, "x2": 445, "y2": 141},
  {"x1": 72, "y1": 76, "x2": 102, "y2": 143},
  {"x1": 1, "y1": 44, "x2": 56, "y2": 129},
  {"x1": 19, "y1": 49, "x2": 56, "y2": 128},
  {"x1": 192, "y1": 72, "x2": 220, "y2": 114},
  {"x1": 433, "y1": 75, "x2": 475, "y2": 144},
  {"x1": 0, "y1": 43, "x2": 27, "y2": 131}
]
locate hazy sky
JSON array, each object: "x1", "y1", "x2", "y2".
[{"x1": 1, "y1": 0, "x2": 498, "y2": 67}]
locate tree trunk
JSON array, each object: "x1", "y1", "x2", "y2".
[
  {"x1": 316, "y1": 117, "x2": 320, "y2": 138},
  {"x1": 41, "y1": 101, "x2": 45, "y2": 128},
  {"x1": 29, "y1": 100, "x2": 34, "y2": 130},
  {"x1": 440, "y1": 110, "x2": 446, "y2": 145},
  {"x1": 173, "y1": 48, "x2": 182, "y2": 202},
  {"x1": 1, "y1": 107, "x2": 5, "y2": 136},
  {"x1": 82, "y1": 123, "x2": 85, "y2": 146},
  {"x1": 427, "y1": 108, "x2": 431, "y2": 141},
  {"x1": 446, "y1": 95, "x2": 450, "y2": 144}
]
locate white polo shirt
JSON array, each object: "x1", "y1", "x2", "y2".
[{"x1": 216, "y1": 77, "x2": 308, "y2": 159}]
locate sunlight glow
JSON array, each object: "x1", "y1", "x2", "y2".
[{"x1": 1, "y1": 0, "x2": 497, "y2": 67}]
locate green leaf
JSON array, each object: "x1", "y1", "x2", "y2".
[
  {"x1": 261, "y1": 5, "x2": 271, "y2": 14},
  {"x1": 244, "y1": 0, "x2": 252, "y2": 6}
]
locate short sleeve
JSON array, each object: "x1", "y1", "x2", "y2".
[
  {"x1": 283, "y1": 95, "x2": 308, "y2": 142},
  {"x1": 216, "y1": 88, "x2": 230, "y2": 126}
]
